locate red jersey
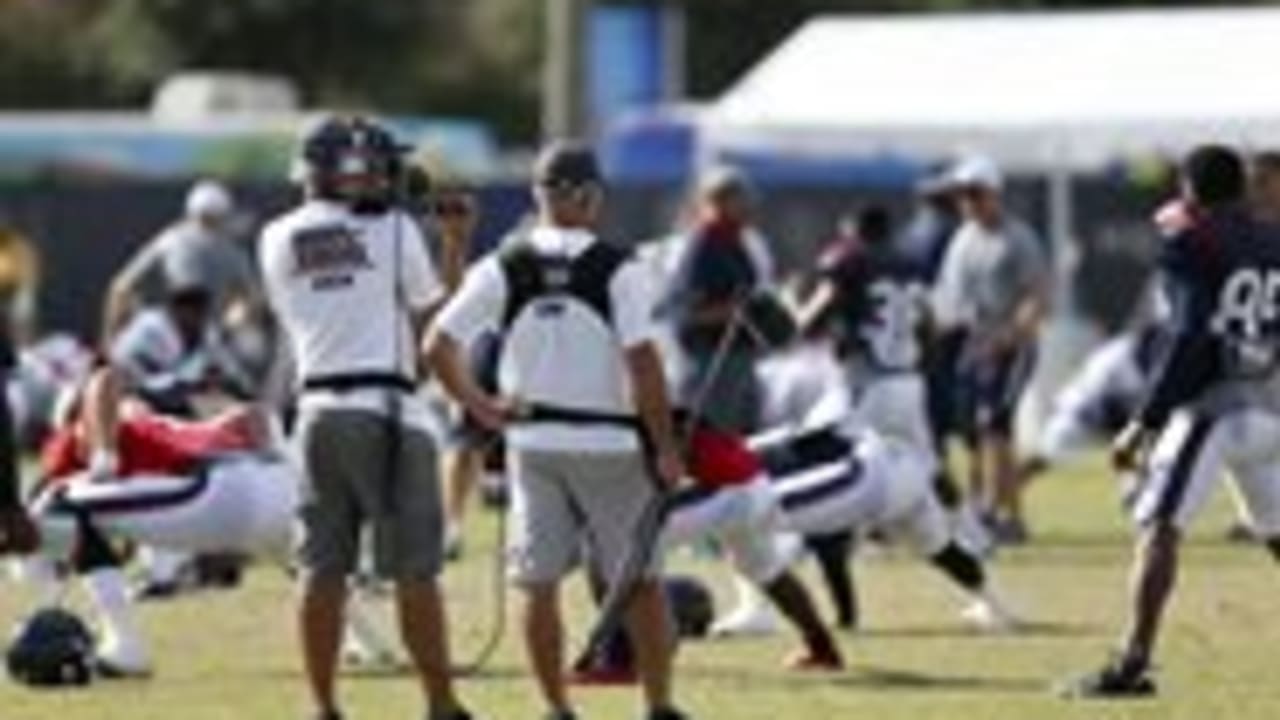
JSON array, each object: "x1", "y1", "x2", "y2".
[
  {"x1": 40, "y1": 412, "x2": 254, "y2": 482},
  {"x1": 686, "y1": 427, "x2": 763, "y2": 489}
]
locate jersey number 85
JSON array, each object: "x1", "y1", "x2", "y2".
[{"x1": 1211, "y1": 268, "x2": 1280, "y2": 376}]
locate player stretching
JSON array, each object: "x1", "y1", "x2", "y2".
[{"x1": 1067, "y1": 146, "x2": 1280, "y2": 697}]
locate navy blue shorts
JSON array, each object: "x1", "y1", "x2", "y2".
[{"x1": 957, "y1": 344, "x2": 1037, "y2": 438}]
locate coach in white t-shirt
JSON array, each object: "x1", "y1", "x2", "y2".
[
  {"x1": 258, "y1": 117, "x2": 472, "y2": 720},
  {"x1": 425, "y1": 141, "x2": 688, "y2": 720}
]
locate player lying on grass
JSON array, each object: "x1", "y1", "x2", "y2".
[
  {"x1": 6, "y1": 366, "x2": 394, "y2": 677},
  {"x1": 578, "y1": 413, "x2": 1020, "y2": 678}
]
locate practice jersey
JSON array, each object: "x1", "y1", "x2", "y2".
[
  {"x1": 259, "y1": 200, "x2": 441, "y2": 429},
  {"x1": 39, "y1": 410, "x2": 256, "y2": 482},
  {"x1": 819, "y1": 239, "x2": 928, "y2": 373},
  {"x1": 1136, "y1": 203, "x2": 1280, "y2": 428}
]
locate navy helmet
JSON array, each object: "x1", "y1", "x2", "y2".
[
  {"x1": 6, "y1": 607, "x2": 95, "y2": 687},
  {"x1": 292, "y1": 115, "x2": 408, "y2": 210},
  {"x1": 663, "y1": 575, "x2": 715, "y2": 639}
]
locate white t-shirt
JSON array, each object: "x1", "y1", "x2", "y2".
[
  {"x1": 435, "y1": 225, "x2": 657, "y2": 452},
  {"x1": 259, "y1": 200, "x2": 442, "y2": 431}
]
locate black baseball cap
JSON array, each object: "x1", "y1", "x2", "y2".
[{"x1": 534, "y1": 140, "x2": 603, "y2": 190}]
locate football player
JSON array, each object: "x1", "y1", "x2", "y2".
[{"x1": 1067, "y1": 146, "x2": 1280, "y2": 697}]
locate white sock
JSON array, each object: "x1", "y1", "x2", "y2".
[
  {"x1": 82, "y1": 568, "x2": 149, "y2": 668},
  {"x1": 731, "y1": 574, "x2": 770, "y2": 616},
  {"x1": 140, "y1": 547, "x2": 189, "y2": 586}
]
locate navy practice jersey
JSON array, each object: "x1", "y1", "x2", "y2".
[
  {"x1": 819, "y1": 239, "x2": 928, "y2": 373},
  {"x1": 1137, "y1": 204, "x2": 1280, "y2": 429}
]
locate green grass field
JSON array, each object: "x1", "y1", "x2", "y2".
[{"x1": 3, "y1": 453, "x2": 1279, "y2": 720}]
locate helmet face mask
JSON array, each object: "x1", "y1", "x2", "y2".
[{"x1": 294, "y1": 115, "x2": 406, "y2": 211}]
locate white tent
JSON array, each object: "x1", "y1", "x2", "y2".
[{"x1": 706, "y1": 7, "x2": 1280, "y2": 171}]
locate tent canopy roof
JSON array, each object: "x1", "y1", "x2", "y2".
[{"x1": 708, "y1": 8, "x2": 1280, "y2": 168}]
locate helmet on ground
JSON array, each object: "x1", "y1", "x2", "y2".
[
  {"x1": 6, "y1": 607, "x2": 95, "y2": 687},
  {"x1": 663, "y1": 575, "x2": 716, "y2": 639}
]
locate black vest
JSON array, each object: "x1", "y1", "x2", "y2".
[{"x1": 498, "y1": 239, "x2": 632, "y2": 332}]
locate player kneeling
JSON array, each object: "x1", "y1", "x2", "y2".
[
  {"x1": 664, "y1": 419, "x2": 1020, "y2": 647},
  {"x1": 6, "y1": 366, "x2": 290, "y2": 677}
]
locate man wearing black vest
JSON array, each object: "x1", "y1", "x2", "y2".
[{"x1": 426, "y1": 141, "x2": 688, "y2": 720}]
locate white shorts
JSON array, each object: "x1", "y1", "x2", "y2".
[
  {"x1": 850, "y1": 373, "x2": 936, "y2": 464},
  {"x1": 662, "y1": 480, "x2": 801, "y2": 584},
  {"x1": 662, "y1": 429, "x2": 945, "y2": 582},
  {"x1": 31, "y1": 454, "x2": 298, "y2": 560},
  {"x1": 1132, "y1": 409, "x2": 1280, "y2": 535},
  {"x1": 772, "y1": 433, "x2": 934, "y2": 538}
]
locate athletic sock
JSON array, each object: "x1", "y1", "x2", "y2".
[
  {"x1": 82, "y1": 567, "x2": 149, "y2": 668},
  {"x1": 139, "y1": 546, "x2": 190, "y2": 587},
  {"x1": 930, "y1": 542, "x2": 985, "y2": 592},
  {"x1": 933, "y1": 471, "x2": 962, "y2": 509}
]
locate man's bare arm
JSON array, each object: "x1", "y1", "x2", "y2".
[{"x1": 423, "y1": 328, "x2": 505, "y2": 430}]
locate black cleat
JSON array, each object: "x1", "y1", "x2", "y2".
[
  {"x1": 646, "y1": 708, "x2": 691, "y2": 720},
  {"x1": 543, "y1": 712, "x2": 577, "y2": 720},
  {"x1": 1060, "y1": 656, "x2": 1156, "y2": 699},
  {"x1": 132, "y1": 579, "x2": 181, "y2": 602}
]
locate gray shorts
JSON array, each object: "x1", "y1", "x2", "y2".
[
  {"x1": 507, "y1": 449, "x2": 660, "y2": 586},
  {"x1": 295, "y1": 409, "x2": 444, "y2": 580}
]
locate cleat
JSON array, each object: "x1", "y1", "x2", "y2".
[
  {"x1": 1059, "y1": 656, "x2": 1156, "y2": 699},
  {"x1": 131, "y1": 579, "x2": 181, "y2": 602},
  {"x1": 645, "y1": 708, "x2": 690, "y2": 720},
  {"x1": 960, "y1": 597, "x2": 1019, "y2": 633},
  {"x1": 991, "y1": 516, "x2": 1031, "y2": 546},
  {"x1": 783, "y1": 646, "x2": 843, "y2": 672}
]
